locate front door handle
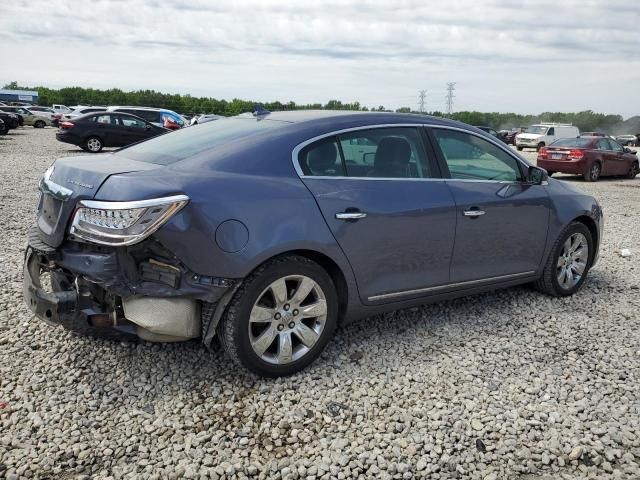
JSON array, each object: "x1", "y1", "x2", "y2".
[
  {"x1": 335, "y1": 212, "x2": 367, "y2": 220},
  {"x1": 463, "y1": 209, "x2": 486, "y2": 217}
]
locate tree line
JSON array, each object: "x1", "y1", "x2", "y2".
[{"x1": 3, "y1": 81, "x2": 638, "y2": 134}]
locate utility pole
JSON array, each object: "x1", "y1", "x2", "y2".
[
  {"x1": 418, "y1": 90, "x2": 427, "y2": 113},
  {"x1": 445, "y1": 82, "x2": 456, "y2": 115}
]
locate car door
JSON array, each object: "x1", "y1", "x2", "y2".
[
  {"x1": 429, "y1": 127, "x2": 550, "y2": 283},
  {"x1": 93, "y1": 114, "x2": 120, "y2": 146},
  {"x1": 607, "y1": 139, "x2": 632, "y2": 175},
  {"x1": 297, "y1": 126, "x2": 457, "y2": 303},
  {"x1": 117, "y1": 115, "x2": 152, "y2": 145}
]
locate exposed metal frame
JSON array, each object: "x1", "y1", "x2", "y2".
[
  {"x1": 290, "y1": 123, "x2": 536, "y2": 184},
  {"x1": 367, "y1": 270, "x2": 537, "y2": 302}
]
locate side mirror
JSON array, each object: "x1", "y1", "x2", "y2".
[
  {"x1": 528, "y1": 165, "x2": 548, "y2": 185},
  {"x1": 145, "y1": 124, "x2": 152, "y2": 130}
]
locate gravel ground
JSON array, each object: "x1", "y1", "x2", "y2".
[{"x1": 0, "y1": 127, "x2": 639, "y2": 480}]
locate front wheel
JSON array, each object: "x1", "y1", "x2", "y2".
[
  {"x1": 84, "y1": 136, "x2": 103, "y2": 153},
  {"x1": 627, "y1": 161, "x2": 639, "y2": 179},
  {"x1": 536, "y1": 142, "x2": 545, "y2": 151},
  {"x1": 516, "y1": 146, "x2": 524, "y2": 151},
  {"x1": 584, "y1": 162, "x2": 601, "y2": 182},
  {"x1": 534, "y1": 222, "x2": 593, "y2": 297},
  {"x1": 218, "y1": 255, "x2": 338, "y2": 377}
]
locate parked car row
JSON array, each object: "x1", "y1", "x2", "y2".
[{"x1": 0, "y1": 105, "x2": 53, "y2": 128}]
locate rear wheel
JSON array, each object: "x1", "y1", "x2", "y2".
[
  {"x1": 584, "y1": 162, "x2": 601, "y2": 182},
  {"x1": 627, "y1": 161, "x2": 639, "y2": 179},
  {"x1": 534, "y1": 222, "x2": 593, "y2": 297},
  {"x1": 34, "y1": 120, "x2": 46, "y2": 129},
  {"x1": 218, "y1": 255, "x2": 338, "y2": 377},
  {"x1": 85, "y1": 136, "x2": 103, "y2": 153}
]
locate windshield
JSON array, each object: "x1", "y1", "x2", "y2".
[
  {"x1": 525, "y1": 126, "x2": 548, "y2": 135},
  {"x1": 118, "y1": 117, "x2": 288, "y2": 165},
  {"x1": 551, "y1": 138, "x2": 592, "y2": 148}
]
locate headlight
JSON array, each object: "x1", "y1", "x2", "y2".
[{"x1": 69, "y1": 195, "x2": 189, "y2": 246}]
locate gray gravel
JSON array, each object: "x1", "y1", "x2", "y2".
[{"x1": 1, "y1": 128, "x2": 639, "y2": 479}]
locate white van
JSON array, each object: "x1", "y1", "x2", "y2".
[{"x1": 515, "y1": 123, "x2": 580, "y2": 151}]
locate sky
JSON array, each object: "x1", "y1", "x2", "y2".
[{"x1": 1, "y1": 0, "x2": 639, "y2": 116}]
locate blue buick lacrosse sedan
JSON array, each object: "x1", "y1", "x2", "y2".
[{"x1": 24, "y1": 110, "x2": 603, "y2": 376}]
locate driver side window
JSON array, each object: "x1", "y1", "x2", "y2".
[{"x1": 433, "y1": 129, "x2": 523, "y2": 182}]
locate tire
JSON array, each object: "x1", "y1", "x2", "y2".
[
  {"x1": 536, "y1": 142, "x2": 545, "y2": 151},
  {"x1": 516, "y1": 146, "x2": 523, "y2": 151},
  {"x1": 627, "y1": 161, "x2": 639, "y2": 179},
  {"x1": 85, "y1": 136, "x2": 103, "y2": 153},
  {"x1": 584, "y1": 162, "x2": 601, "y2": 182},
  {"x1": 34, "y1": 120, "x2": 46, "y2": 129},
  {"x1": 218, "y1": 255, "x2": 338, "y2": 377},
  {"x1": 534, "y1": 221, "x2": 594, "y2": 297}
]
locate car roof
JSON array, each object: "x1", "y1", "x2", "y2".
[
  {"x1": 237, "y1": 109, "x2": 465, "y2": 127},
  {"x1": 108, "y1": 106, "x2": 175, "y2": 113}
]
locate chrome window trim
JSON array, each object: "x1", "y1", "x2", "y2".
[
  {"x1": 368, "y1": 270, "x2": 537, "y2": 302},
  {"x1": 290, "y1": 122, "x2": 533, "y2": 182}
]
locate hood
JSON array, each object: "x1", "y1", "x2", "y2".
[
  {"x1": 517, "y1": 133, "x2": 542, "y2": 140},
  {"x1": 37, "y1": 154, "x2": 162, "y2": 247}
]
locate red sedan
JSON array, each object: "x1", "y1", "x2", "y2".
[{"x1": 538, "y1": 136, "x2": 639, "y2": 182}]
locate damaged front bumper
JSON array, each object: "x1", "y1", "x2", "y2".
[{"x1": 23, "y1": 226, "x2": 239, "y2": 343}]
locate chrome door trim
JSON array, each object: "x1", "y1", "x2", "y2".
[
  {"x1": 335, "y1": 212, "x2": 367, "y2": 220},
  {"x1": 463, "y1": 210, "x2": 486, "y2": 217},
  {"x1": 290, "y1": 122, "x2": 534, "y2": 181},
  {"x1": 367, "y1": 270, "x2": 536, "y2": 302}
]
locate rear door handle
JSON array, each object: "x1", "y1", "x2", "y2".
[
  {"x1": 463, "y1": 209, "x2": 486, "y2": 217},
  {"x1": 335, "y1": 212, "x2": 367, "y2": 220}
]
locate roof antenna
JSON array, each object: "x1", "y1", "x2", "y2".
[{"x1": 253, "y1": 104, "x2": 270, "y2": 117}]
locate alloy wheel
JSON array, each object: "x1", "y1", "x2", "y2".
[
  {"x1": 556, "y1": 233, "x2": 589, "y2": 289},
  {"x1": 590, "y1": 163, "x2": 600, "y2": 181},
  {"x1": 248, "y1": 275, "x2": 327, "y2": 365},
  {"x1": 86, "y1": 138, "x2": 102, "y2": 152}
]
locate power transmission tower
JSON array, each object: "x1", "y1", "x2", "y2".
[
  {"x1": 445, "y1": 82, "x2": 456, "y2": 115},
  {"x1": 418, "y1": 90, "x2": 427, "y2": 113}
]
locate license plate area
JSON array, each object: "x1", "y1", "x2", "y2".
[
  {"x1": 551, "y1": 153, "x2": 563, "y2": 160},
  {"x1": 37, "y1": 193, "x2": 64, "y2": 235}
]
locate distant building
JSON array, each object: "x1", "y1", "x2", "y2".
[{"x1": 0, "y1": 89, "x2": 39, "y2": 104}]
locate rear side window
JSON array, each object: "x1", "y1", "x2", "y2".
[
  {"x1": 596, "y1": 139, "x2": 611, "y2": 150},
  {"x1": 118, "y1": 118, "x2": 287, "y2": 165},
  {"x1": 299, "y1": 137, "x2": 345, "y2": 176},
  {"x1": 339, "y1": 128, "x2": 431, "y2": 178},
  {"x1": 298, "y1": 127, "x2": 432, "y2": 178}
]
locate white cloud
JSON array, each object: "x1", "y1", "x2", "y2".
[{"x1": 1, "y1": 0, "x2": 638, "y2": 115}]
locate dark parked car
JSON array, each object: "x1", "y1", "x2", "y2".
[
  {"x1": 474, "y1": 125, "x2": 500, "y2": 138},
  {"x1": 0, "y1": 118, "x2": 6, "y2": 135},
  {"x1": 538, "y1": 136, "x2": 639, "y2": 181},
  {"x1": 56, "y1": 112, "x2": 169, "y2": 152},
  {"x1": 0, "y1": 111, "x2": 20, "y2": 130},
  {"x1": 25, "y1": 111, "x2": 603, "y2": 376}
]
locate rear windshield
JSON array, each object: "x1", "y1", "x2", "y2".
[
  {"x1": 551, "y1": 138, "x2": 592, "y2": 147},
  {"x1": 117, "y1": 117, "x2": 287, "y2": 165}
]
